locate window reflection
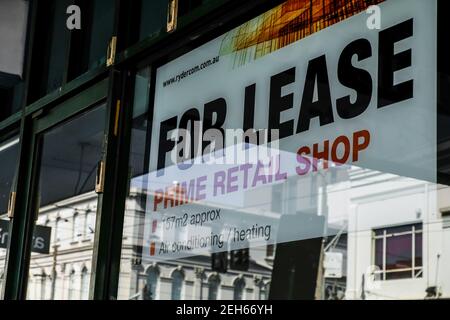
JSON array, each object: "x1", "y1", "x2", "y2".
[
  {"x1": 208, "y1": 274, "x2": 220, "y2": 300},
  {"x1": 171, "y1": 269, "x2": 184, "y2": 300},
  {"x1": 144, "y1": 266, "x2": 159, "y2": 300},
  {"x1": 233, "y1": 277, "x2": 245, "y2": 300}
]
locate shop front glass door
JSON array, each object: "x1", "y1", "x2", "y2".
[{"x1": 26, "y1": 104, "x2": 106, "y2": 300}]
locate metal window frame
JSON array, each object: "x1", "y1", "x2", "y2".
[{"x1": 372, "y1": 224, "x2": 423, "y2": 282}]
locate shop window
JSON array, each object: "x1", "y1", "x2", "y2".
[
  {"x1": 171, "y1": 269, "x2": 185, "y2": 300},
  {"x1": 116, "y1": 0, "x2": 449, "y2": 302},
  {"x1": 373, "y1": 224, "x2": 423, "y2": 281},
  {"x1": 25, "y1": 104, "x2": 106, "y2": 300}
]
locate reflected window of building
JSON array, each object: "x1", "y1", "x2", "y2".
[
  {"x1": 266, "y1": 244, "x2": 275, "y2": 259},
  {"x1": 40, "y1": 271, "x2": 47, "y2": 300},
  {"x1": 80, "y1": 267, "x2": 89, "y2": 300},
  {"x1": 54, "y1": 217, "x2": 61, "y2": 244},
  {"x1": 260, "y1": 282, "x2": 270, "y2": 300},
  {"x1": 72, "y1": 212, "x2": 80, "y2": 241},
  {"x1": 144, "y1": 266, "x2": 159, "y2": 300},
  {"x1": 0, "y1": 273, "x2": 3, "y2": 295},
  {"x1": 171, "y1": 269, "x2": 185, "y2": 300},
  {"x1": 374, "y1": 224, "x2": 423, "y2": 280},
  {"x1": 84, "y1": 209, "x2": 94, "y2": 239},
  {"x1": 68, "y1": 269, "x2": 76, "y2": 300},
  {"x1": 271, "y1": 184, "x2": 283, "y2": 213},
  {"x1": 208, "y1": 275, "x2": 220, "y2": 300},
  {"x1": 233, "y1": 277, "x2": 245, "y2": 300}
]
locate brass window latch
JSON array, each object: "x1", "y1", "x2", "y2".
[
  {"x1": 167, "y1": 0, "x2": 178, "y2": 33},
  {"x1": 95, "y1": 160, "x2": 106, "y2": 194},
  {"x1": 106, "y1": 36, "x2": 117, "y2": 67},
  {"x1": 7, "y1": 191, "x2": 17, "y2": 219}
]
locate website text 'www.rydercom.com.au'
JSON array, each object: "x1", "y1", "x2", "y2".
[
  {"x1": 163, "y1": 56, "x2": 220, "y2": 88},
  {"x1": 175, "y1": 303, "x2": 273, "y2": 318}
]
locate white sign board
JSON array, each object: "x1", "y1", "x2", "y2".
[
  {"x1": 324, "y1": 252, "x2": 344, "y2": 279},
  {"x1": 142, "y1": 0, "x2": 437, "y2": 261}
]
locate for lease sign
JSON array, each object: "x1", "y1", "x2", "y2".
[{"x1": 143, "y1": 0, "x2": 437, "y2": 261}]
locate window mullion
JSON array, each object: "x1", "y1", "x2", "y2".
[{"x1": 383, "y1": 230, "x2": 387, "y2": 281}]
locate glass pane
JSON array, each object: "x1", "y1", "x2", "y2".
[
  {"x1": 139, "y1": 0, "x2": 168, "y2": 41},
  {"x1": 385, "y1": 271, "x2": 412, "y2": 281},
  {"x1": 0, "y1": 84, "x2": 24, "y2": 121},
  {"x1": 415, "y1": 232, "x2": 423, "y2": 268},
  {"x1": 374, "y1": 238, "x2": 383, "y2": 270},
  {"x1": 0, "y1": 135, "x2": 20, "y2": 297},
  {"x1": 144, "y1": 267, "x2": 159, "y2": 300},
  {"x1": 386, "y1": 234, "x2": 412, "y2": 271},
  {"x1": 30, "y1": 0, "x2": 72, "y2": 101},
  {"x1": 233, "y1": 278, "x2": 245, "y2": 300},
  {"x1": 118, "y1": 68, "x2": 152, "y2": 300},
  {"x1": 0, "y1": 0, "x2": 28, "y2": 118},
  {"x1": 171, "y1": 271, "x2": 184, "y2": 300},
  {"x1": 178, "y1": 0, "x2": 203, "y2": 16},
  {"x1": 208, "y1": 276, "x2": 220, "y2": 300},
  {"x1": 118, "y1": 0, "x2": 446, "y2": 301},
  {"x1": 26, "y1": 104, "x2": 106, "y2": 300},
  {"x1": 87, "y1": 0, "x2": 115, "y2": 69},
  {"x1": 386, "y1": 225, "x2": 414, "y2": 235}
]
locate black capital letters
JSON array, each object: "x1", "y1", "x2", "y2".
[
  {"x1": 157, "y1": 116, "x2": 178, "y2": 175},
  {"x1": 297, "y1": 55, "x2": 334, "y2": 133},
  {"x1": 337, "y1": 39, "x2": 373, "y2": 119},
  {"x1": 378, "y1": 18, "x2": 414, "y2": 108},
  {"x1": 269, "y1": 67, "x2": 296, "y2": 140}
]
